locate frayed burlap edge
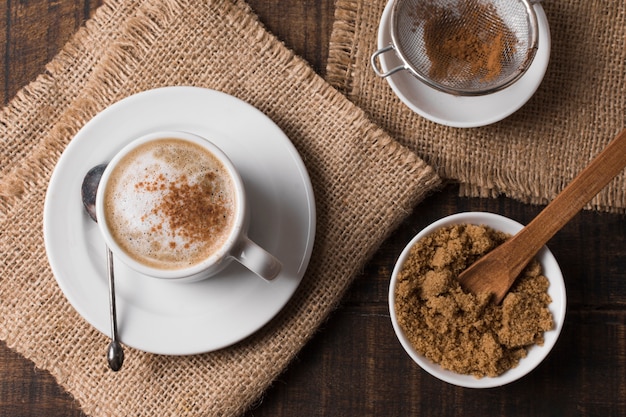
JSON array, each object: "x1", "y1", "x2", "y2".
[
  {"x1": 325, "y1": 0, "x2": 359, "y2": 97},
  {"x1": 326, "y1": 0, "x2": 626, "y2": 213},
  {"x1": 0, "y1": 0, "x2": 142, "y2": 214}
]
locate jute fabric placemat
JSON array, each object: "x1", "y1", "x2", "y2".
[
  {"x1": 327, "y1": 0, "x2": 625, "y2": 211},
  {"x1": 0, "y1": 0, "x2": 440, "y2": 416}
]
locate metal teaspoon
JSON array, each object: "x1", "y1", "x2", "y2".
[{"x1": 81, "y1": 164, "x2": 125, "y2": 372}]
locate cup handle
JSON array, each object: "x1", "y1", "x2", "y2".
[{"x1": 232, "y1": 236, "x2": 282, "y2": 281}]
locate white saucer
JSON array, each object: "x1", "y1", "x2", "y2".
[
  {"x1": 44, "y1": 86, "x2": 316, "y2": 355},
  {"x1": 377, "y1": 1, "x2": 551, "y2": 127}
]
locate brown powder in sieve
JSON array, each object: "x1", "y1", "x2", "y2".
[
  {"x1": 394, "y1": 224, "x2": 553, "y2": 378},
  {"x1": 417, "y1": 1, "x2": 518, "y2": 84}
]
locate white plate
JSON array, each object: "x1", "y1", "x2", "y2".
[
  {"x1": 44, "y1": 86, "x2": 316, "y2": 355},
  {"x1": 377, "y1": 1, "x2": 551, "y2": 127}
]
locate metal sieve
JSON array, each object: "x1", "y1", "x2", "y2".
[{"x1": 372, "y1": 0, "x2": 539, "y2": 96}]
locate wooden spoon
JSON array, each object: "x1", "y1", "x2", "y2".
[{"x1": 459, "y1": 128, "x2": 626, "y2": 304}]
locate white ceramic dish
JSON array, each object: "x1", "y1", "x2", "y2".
[
  {"x1": 44, "y1": 86, "x2": 316, "y2": 355},
  {"x1": 376, "y1": 1, "x2": 551, "y2": 127},
  {"x1": 389, "y1": 212, "x2": 566, "y2": 388}
]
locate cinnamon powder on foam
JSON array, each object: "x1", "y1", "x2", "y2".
[
  {"x1": 135, "y1": 171, "x2": 231, "y2": 251},
  {"x1": 105, "y1": 139, "x2": 235, "y2": 270},
  {"x1": 394, "y1": 224, "x2": 553, "y2": 378}
]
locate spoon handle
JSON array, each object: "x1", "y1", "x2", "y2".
[
  {"x1": 509, "y1": 128, "x2": 626, "y2": 264},
  {"x1": 107, "y1": 248, "x2": 119, "y2": 345}
]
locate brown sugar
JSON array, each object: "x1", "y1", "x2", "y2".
[{"x1": 394, "y1": 224, "x2": 553, "y2": 378}]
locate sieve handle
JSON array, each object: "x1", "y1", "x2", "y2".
[{"x1": 371, "y1": 45, "x2": 405, "y2": 78}]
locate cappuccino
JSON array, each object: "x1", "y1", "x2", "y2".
[{"x1": 103, "y1": 138, "x2": 236, "y2": 270}]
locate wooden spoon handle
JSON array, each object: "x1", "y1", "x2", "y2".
[{"x1": 510, "y1": 128, "x2": 626, "y2": 264}]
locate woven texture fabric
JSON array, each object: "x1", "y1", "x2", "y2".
[
  {"x1": 0, "y1": 0, "x2": 440, "y2": 416},
  {"x1": 327, "y1": 0, "x2": 625, "y2": 211}
]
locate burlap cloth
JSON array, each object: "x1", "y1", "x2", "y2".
[
  {"x1": 327, "y1": 0, "x2": 626, "y2": 211},
  {"x1": 0, "y1": 0, "x2": 440, "y2": 416}
]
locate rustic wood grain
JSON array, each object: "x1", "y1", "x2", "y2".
[
  {"x1": 243, "y1": 187, "x2": 626, "y2": 417},
  {"x1": 1, "y1": 1, "x2": 626, "y2": 416}
]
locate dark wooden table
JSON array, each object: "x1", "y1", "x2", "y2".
[{"x1": 2, "y1": 1, "x2": 625, "y2": 416}]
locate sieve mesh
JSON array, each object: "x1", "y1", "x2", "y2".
[{"x1": 391, "y1": 0, "x2": 538, "y2": 95}]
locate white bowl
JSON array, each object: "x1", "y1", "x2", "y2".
[{"x1": 389, "y1": 212, "x2": 566, "y2": 388}]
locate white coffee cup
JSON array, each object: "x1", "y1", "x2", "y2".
[{"x1": 95, "y1": 130, "x2": 281, "y2": 282}]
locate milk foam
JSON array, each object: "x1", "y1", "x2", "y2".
[{"x1": 103, "y1": 139, "x2": 236, "y2": 270}]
